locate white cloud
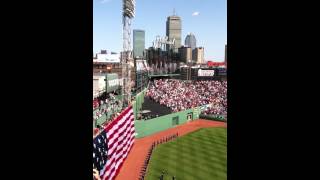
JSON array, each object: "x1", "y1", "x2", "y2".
[
  {"x1": 100, "y1": 0, "x2": 112, "y2": 3},
  {"x1": 192, "y1": 11, "x2": 200, "y2": 16}
]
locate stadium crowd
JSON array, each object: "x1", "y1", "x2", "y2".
[
  {"x1": 93, "y1": 93, "x2": 123, "y2": 137},
  {"x1": 93, "y1": 94, "x2": 122, "y2": 120},
  {"x1": 146, "y1": 79, "x2": 227, "y2": 115}
]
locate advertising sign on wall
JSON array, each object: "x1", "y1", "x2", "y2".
[
  {"x1": 198, "y1": 69, "x2": 215, "y2": 76},
  {"x1": 106, "y1": 73, "x2": 120, "y2": 93},
  {"x1": 207, "y1": 61, "x2": 225, "y2": 67},
  {"x1": 94, "y1": 53, "x2": 120, "y2": 63}
]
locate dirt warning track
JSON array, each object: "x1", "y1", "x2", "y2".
[{"x1": 115, "y1": 119, "x2": 227, "y2": 180}]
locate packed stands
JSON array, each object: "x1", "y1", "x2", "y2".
[
  {"x1": 93, "y1": 92, "x2": 123, "y2": 134},
  {"x1": 146, "y1": 79, "x2": 227, "y2": 115}
]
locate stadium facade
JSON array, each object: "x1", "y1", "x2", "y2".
[
  {"x1": 178, "y1": 67, "x2": 227, "y2": 81},
  {"x1": 145, "y1": 47, "x2": 179, "y2": 75}
]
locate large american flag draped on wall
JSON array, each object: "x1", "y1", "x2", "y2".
[{"x1": 93, "y1": 106, "x2": 135, "y2": 180}]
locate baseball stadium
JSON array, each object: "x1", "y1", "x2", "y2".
[
  {"x1": 93, "y1": 69, "x2": 227, "y2": 180},
  {"x1": 93, "y1": 1, "x2": 227, "y2": 180}
]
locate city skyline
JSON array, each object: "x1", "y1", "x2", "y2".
[{"x1": 93, "y1": 0, "x2": 227, "y2": 62}]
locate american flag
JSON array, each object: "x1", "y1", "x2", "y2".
[
  {"x1": 93, "y1": 130, "x2": 108, "y2": 172},
  {"x1": 93, "y1": 106, "x2": 135, "y2": 180}
]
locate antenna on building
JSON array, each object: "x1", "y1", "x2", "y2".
[{"x1": 173, "y1": 8, "x2": 176, "y2": 16}]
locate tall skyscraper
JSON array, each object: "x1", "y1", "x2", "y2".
[
  {"x1": 166, "y1": 14, "x2": 182, "y2": 53},
  {"x1": 133, "y1": 29, "x2": 145, "y2": 58},
  {"x1": 185, "y1": 33, "x2": 197, "y2": 50}
]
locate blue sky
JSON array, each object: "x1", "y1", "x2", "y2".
[{"x1": 93, "y1": 0, "x2": 226, "y2": 62}]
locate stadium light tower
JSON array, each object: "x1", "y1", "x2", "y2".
[{"x1": 121, "y1": 0, "x2": 135, "y2": 108}]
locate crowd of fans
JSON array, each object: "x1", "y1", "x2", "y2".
[
  {"x1": 146, "y1": 79, "x2": 227, "y2": 115},
  {"x1": 93, "y1": 93, "x2": 120, "y2": 111},
  {"x1": 93, "y1": 103, "x2": 121, "y2": 121},
  {"x1": 93, "y1": 93, "x2": 123, "y2": 137},
  {"x1": 202, "y1": 106, "x2": 226, "y2": 116}
]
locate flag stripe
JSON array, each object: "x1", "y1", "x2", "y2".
[
  {"x1": 101, "y1": 124, "x2": 134, "y2": 177},
  {"x1": 107, "y1": 111, "x2": 133, "y2": 145},
  {"x1": 104, "y1": 120, "x2": 134, "y2": 179},
  {"x1": 108, "y1": 115, "x2": 133, "y2": 148},
  {"x1": 107, "y1": 116, "x2": 134, "y2": 156},
  {"x1": 96, "y1": 106, "x2": 135, "y2": 180},
  {"x1": 107, "y1": 115, "x2": 133, "y2": 151}
]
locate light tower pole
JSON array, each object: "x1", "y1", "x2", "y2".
[{"x1": 121, "y1": 0, "x2": 135, "y2": 108}]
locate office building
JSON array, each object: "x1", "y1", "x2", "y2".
[
  {"x1": 166, "y1": 15, "x2": 182, "y2": 53},
  {"x1": 133, "y1": 29, "x2": 145, "y2": 58},
  {"x1": 178, "y1": 46, "x2": 192, "y2": 63},
  {"x1": 185, "y1": 33, "x2": 197, "y2": 50},
  {"x1": 193, "y1": 47, "x2": 204, "y2": 64}
]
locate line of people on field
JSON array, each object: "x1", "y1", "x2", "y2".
[{"x1": 139, "y1": 133, "x2": 178, "y2": 180}]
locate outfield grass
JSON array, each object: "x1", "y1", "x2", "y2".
[{"x1": 145, "y1": 127, "x2": 227, "y2": 180}]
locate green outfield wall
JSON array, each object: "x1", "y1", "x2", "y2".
[
  {"x1": 132, "y1": 88, "x2": 147, "y2": 120},
  {"x1": 134, "y1": 106, "x2": 201, "y2": 138}
]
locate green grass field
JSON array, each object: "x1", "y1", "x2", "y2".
[{"x1": 145, "y1": 127, "x2": 227, "y2": 180}]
